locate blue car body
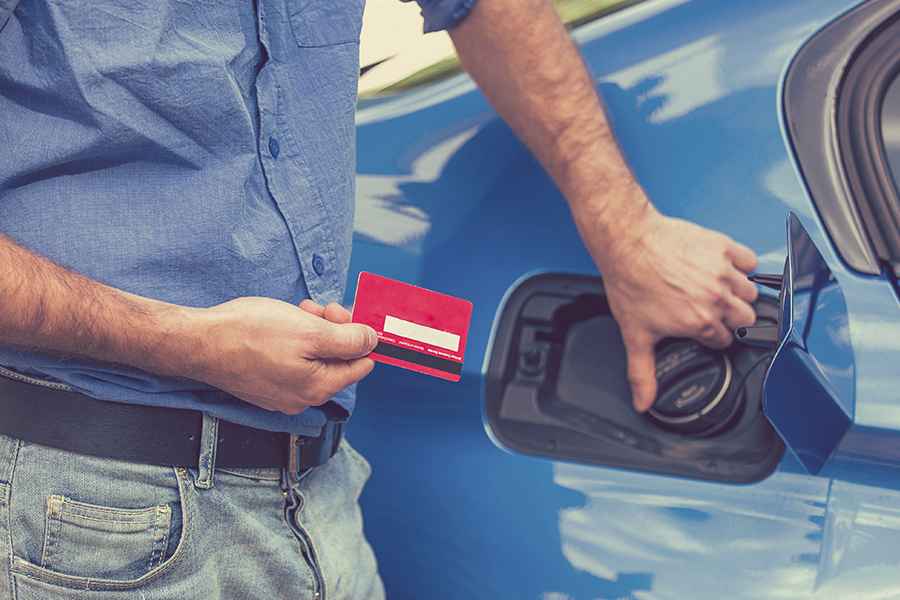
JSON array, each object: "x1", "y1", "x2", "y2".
[{"x1": 348, "y1": 0, "x2": 900, "y2": 597}]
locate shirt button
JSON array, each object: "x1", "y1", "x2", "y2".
[
  {"x1": 312, "y1": 254, "x2": 325, "y2": 276},
  {"x1": 268, "y1": 136, "x2": 280, "y2": 159}
]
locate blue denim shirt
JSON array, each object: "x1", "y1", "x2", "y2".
[{"x1": 0, "y1": 0, "x2": 475, "y2": 435}]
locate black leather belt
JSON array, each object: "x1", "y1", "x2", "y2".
[{"x1": 0, "y1": 373, "x2": 343, "y2": 475}]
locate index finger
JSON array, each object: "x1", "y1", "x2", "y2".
[
  {"x1": 323, "y1": 302, "x2": 352, "y2": 324},
  {"x1": 299, "y1": 299, "x2": 325, "y2": 317}
]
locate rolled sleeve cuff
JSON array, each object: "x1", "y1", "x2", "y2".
[{"x1": 411, "y1": 0, "x2": 478, "y2": 33}]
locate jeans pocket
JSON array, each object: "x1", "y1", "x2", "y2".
[
  {"x1": 288, "y1": 0, "x2": 365, "y2": 47},
  {"x1": 39, "y1": 494, "x2": 173, "y2": 580},
  {"x1": 9, "y1": 446, "x2": 192, "y2": 596}
]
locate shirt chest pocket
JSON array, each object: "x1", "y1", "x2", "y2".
[{"x1": 289, "y1": 0, "x2": 366, "y2": 47}]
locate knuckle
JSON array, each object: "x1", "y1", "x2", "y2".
[
  {"x1": 699, "y1": 323, "x2": 718, "y2": 338},
  {"x1": 302, "y1": 359, "x2": 324, "y2": 380},
  {"x1": 707, "y1": 285, "x2": 728, "y2": 305},
  {"x1": 693, "y1": 309, "x2": 716, "y2": 330},
  {"x1": 304, "y1": 328, "x2": 325, "y2": 353}
]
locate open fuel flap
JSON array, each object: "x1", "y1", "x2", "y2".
[{"x1": 484, "y1": 274, "x2": 785, "y2": 484}]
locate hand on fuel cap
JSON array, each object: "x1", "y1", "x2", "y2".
[{"x1": 577, "y1": 206, "x2": 759, "y2": 412}]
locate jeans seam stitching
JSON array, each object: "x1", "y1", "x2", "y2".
[
  {"x1": 54, "y1": 499, "x2": 163, "y2": 518},
  {"x1": 50, "y1": 512, "x2": 160, "y2": 525},
  {"x1": 39, "y1": 497, "x2": 62, "y2": 570},
  {"x1": 215, "y1": 468, "x2": 282, "y2": 482},
  {"x1": 4, "y1": 439, "x2": 20, "y2": 600},
  {"x1": 147, "y1": 506, "x2": 170, "y2": 571},
  {"x1": 0, "y1": 366, "x2": 73, "y2": 392}
]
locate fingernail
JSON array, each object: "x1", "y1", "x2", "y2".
[{"x1": 366, "y1": 327, "x2": 378, "y2": 348}]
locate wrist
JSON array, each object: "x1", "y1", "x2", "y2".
[
  {"x1": 569, "y1": 180, "x2": 659, "y2": 268},
  {"x1": 142, "y1": 301, "x2": 212, "y2": 381}
]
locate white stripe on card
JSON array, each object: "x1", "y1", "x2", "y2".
[{"x1": 383, "y1": 315, "x2": 460, "y2": 352}]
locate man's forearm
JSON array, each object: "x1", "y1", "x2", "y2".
[
  {"x1": 0, "y1": 234, "x2": 195, "y2": 376},
  {"x1": 0, "y1": 233, "x2": 380, "y2": 412},
  {"x1": 450, "y1": 0, "x2": 649, "y2": 255},
  {"x1": 451, "y1": 0, "x2": 762, "y2": 410}
]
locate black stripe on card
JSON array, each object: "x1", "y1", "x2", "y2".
[{"x1": 374, "y1": 342, "x2": 462, "y2": 375}]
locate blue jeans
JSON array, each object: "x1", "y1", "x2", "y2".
[{"x1": 0, "y1": 422, "x2": 384, "y2": 599}]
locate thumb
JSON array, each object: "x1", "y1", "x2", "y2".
[
  {"x1": 314, "y1": 322, "x2": 378, "y2": 360},
  {"x1": 624, "y1": 334, "x2": 658, "y2": 413}
]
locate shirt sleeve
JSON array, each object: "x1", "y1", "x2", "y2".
[{"x1": 401, "y1": 0, "x2": 478, "y2": 33}]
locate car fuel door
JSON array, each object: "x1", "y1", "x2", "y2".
[
  {"x1": 763, "y1": 213, "x2": 857, "y2": 474},
  {"x1": 484, "y1": 274, "x2": 786, "y2": 484}
]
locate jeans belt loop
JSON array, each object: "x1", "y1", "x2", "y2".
[{"x1": 195, "y1": 413, "x2": 219, "y2": 490}]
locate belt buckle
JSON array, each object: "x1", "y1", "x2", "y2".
[
  {"x1": 286, "y1": 434, "x2": 304, "y2": 487},
  {"x1": 286, "y1": 421, "x2": 343, "y2": 486}
]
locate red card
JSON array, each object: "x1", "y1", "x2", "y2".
[{"x1": 351, "y1": 272, "x2": 473, "y2": 382}]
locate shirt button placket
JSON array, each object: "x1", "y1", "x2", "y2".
[{"x1": 268, "y1": 136, "x2": 280, "y2": 159}]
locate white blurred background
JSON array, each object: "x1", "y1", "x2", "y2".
[
  {"x1": 357, "y1": 0, "x2": 633, "y2": 97},
  {"x1": 358, "y1": 0, "x2": 455, "y2": 96}
]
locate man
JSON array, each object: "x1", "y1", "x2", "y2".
[{"x1": 0, "y1": 0, "x2": 758, "y2": 598}]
